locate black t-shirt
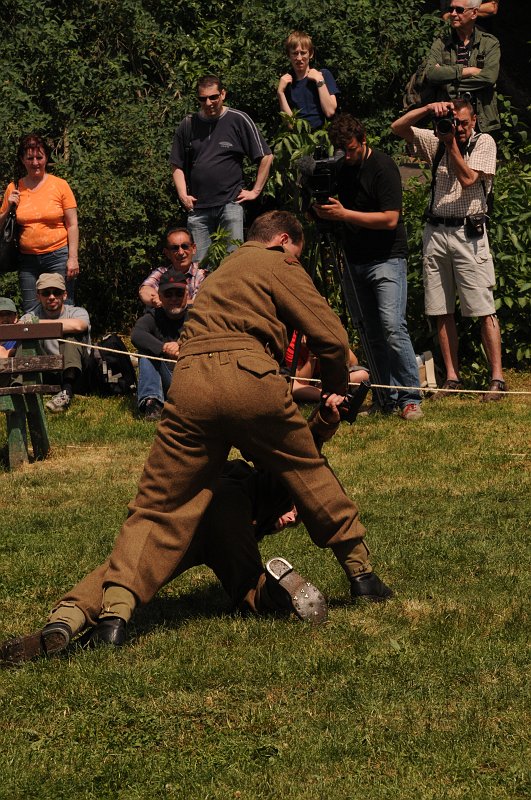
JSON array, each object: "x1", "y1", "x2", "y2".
[
  {"x1": 169, "y1": 109, "x2": 271, "y2": 208},
  {"x1": 336, "y1": 149, "x2": 408, "y2": 263}
]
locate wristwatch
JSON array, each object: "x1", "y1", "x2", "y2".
[{"x1": 315, "y1": 79, "x2": 325, "y2": 88}]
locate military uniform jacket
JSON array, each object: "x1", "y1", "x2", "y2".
[{"x1": 179, "y1": 241, "x2": 350, "y2": 395}]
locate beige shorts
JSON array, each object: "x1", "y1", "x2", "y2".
[{"x1": 422, "y1": 223, "x2": 496, "y2": 317}]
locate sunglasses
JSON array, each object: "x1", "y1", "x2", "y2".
[
  {"x1": 197, "y1": 93, "x2": 221, "y2": 103},
  {"x1": 38, "y1": 288, "x2": 64, "y2": 297},
  {"x1": 162, "y1": 288, "x2": 186, "y2": 298},
  {"x1": 449, "y1": 6, "x2": 470, "y2": 13},
  {"x1": 167, "y1": 243, "x2": 192, "y2": 251}
]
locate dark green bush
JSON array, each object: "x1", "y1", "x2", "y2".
[{"x1": 0, "y1": 0, "x2": 528, "y2": 375}]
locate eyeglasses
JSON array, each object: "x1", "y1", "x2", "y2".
[
  {"x1": 449, "y1": 6, "x2": 470, "y2": 14},
  {"x1": 167, "y1": 243, "x2": 192, "y2": 251},
  {"x1": 38, "y1": 288, "x2": 64, "y2": 297},
  {"x1": 162, "y1": 288, "x2": 186, "y2": 298},
  {"x1": 197, "y1": 93, "x2": 221, "y2": 103}
]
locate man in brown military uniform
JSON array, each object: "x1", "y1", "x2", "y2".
[{"x1": 1, "y1": 211, "x2": 392, "y2": 662}]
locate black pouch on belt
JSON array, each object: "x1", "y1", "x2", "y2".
[{"x1": 465, "y1": 214, "x2": 485, "y2": 238}]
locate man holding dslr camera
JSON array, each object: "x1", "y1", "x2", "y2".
[{"x1": 391, "y1": 98, "x2": 505, "y2": 400}]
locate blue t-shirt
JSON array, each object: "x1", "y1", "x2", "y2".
[{"x1": 287, "y1": 68, "x2": 339, "y2": 129}]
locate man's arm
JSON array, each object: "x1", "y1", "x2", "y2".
[
  {"x1": 139, "y1": 285, "x2": 162, "y2": 308},
  {"x1": 37, "y1": 315, "x2": 88, "y2": 334},
  {"x1": 425, "y1": 34, "x2": 499, "y2": 89},
  {"x1": 172, "y1": 166, "x2": 197, "y2": 212},
  {"x1": 313, "y1": 201, "x2": 399, "y2": 229},
  {"x1": 391, "y1": 101, "x2": 451, "y2": 143},
  {"x1": 277, "y1": 73, "x2": 294, "y2": 116},
  {"x1": 272, "y1": 262, "x2": 350, "y2": 396},
  {"x1": 307, "y1": 69, "x2": 338, "y2": 119},
  {"x1": 236, "y1": 154, "x2": 274, "y2": 203},
  {"x1": 131, "y1": 314, "x2": 165, "y2": 356},
  {"x1": 442, "y1": 1, "x2": 498, "y2": 20},
  {"x1": 441, "y1": 132, "x2": 482, "y2": 188}
]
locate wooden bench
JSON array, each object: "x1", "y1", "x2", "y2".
[{"x1": 0, "y1": 322, "x2": 64, "y2": 469}]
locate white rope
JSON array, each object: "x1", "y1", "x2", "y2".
[{"x1": 58, "y1": 339, "x2": 531, "y2": 396}]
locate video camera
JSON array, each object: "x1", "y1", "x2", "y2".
[{"x1": 295, "y1": 147, "x2": 344, "y2": 205}]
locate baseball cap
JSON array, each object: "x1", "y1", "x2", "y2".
[
  {"x1": 36, "y1": 273, "x2": 66, "y2": 292},
  {"x1": 159, "y1": 269, "x2": 188, "y2": 291},
  {"x1": 0, "y1": 297, "x2": 17, "y2": 314}
]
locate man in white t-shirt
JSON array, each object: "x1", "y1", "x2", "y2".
[{"x1": 20, "y1": 272, "x2": 91, "y2": 412}]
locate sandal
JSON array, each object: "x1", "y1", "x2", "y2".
[
  {"x1": 481, "y1": 379, "x2": 506, "y2": 402},
  {"x1": 431, "y1": 378, "x2": 463, "y2": 400}
]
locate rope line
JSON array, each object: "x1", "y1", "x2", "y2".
[{"x1": 58, "y1": 339, "x2": 531, "y2": 396}]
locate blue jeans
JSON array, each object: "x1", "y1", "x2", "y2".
[
  {"x1": 137, "y1": 355, "x2": 174, "y2": 409},
  {"x1": 187, "y1": 201, "x2": 244, "y2": 262},
  {"x1": 18, "y1": 246, "x2": 74, "y2": 313},
  {"x1": 345, "y1": 257, "x2": 421, "y2": 409}
]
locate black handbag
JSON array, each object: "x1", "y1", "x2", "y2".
[{"x1": 0, "y1": 182, "x2": 19, "y2": 275}]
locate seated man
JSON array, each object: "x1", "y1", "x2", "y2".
[
  {"x1": 0, "y1": 406, "x2": 339, "y2": 663},
  {"x1": 0, "y1": 297, "x2": 19, "y2": 358},
  {"x1": 20, "y1": 274, "x2": 90, "y2": 413},
  {"x1": 138, "y1": 227, "x2": 208, "y2": 309},
  {"x1": 131, "y1": 269, "x2": 188, "y2": 420}
]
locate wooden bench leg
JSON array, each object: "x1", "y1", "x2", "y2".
[
  {"x1": 25, "y1": 394, "x2": 51, "y2": 461},
  {"x1": 5, "y1": 396, "x2": 30, "y2": 469}
]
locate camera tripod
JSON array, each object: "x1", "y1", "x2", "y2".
[{"x1": 290, "y1": 221, "x2": 387, "y2": 410}]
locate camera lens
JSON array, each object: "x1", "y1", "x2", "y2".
[{"x1": 436, "y1": 117, "x2": 454, "y2": 135}]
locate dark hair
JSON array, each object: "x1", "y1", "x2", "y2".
[
  {"x1": 166, "y1": 227, "x2": 194, "y2": 244},
  {"x1": 328, "y1": 114, "x2": 366, "y2": 151},
  {"x1": 453, "y1": 98, "x2": 476, "y2": 115},
  {"x1": 196, "y1": 74, "x2": 224, "y2": 93},
  {"x1": 247, "y1": 211, "x2": 303, "y2": 245},
  {"x1": 17, "y1": 133, "x2": 51, "y2": 164}
]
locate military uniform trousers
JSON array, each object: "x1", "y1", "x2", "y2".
[
  {"x1": 56, "y1": 474, "x2": 284, "y2": 626},
  {"x1": 102, "y1": 342, "x2": 367, "y2": 606}
]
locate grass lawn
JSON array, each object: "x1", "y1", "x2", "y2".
[{"x1": 0, "y1": 373, "x2": 530, "y2": 800}]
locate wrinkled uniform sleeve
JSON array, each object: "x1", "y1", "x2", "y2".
[{"x1": 271, "y1": 260, "x2": 350, "y2": 395}]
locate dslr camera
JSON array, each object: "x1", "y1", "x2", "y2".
[{"x1": 433, "y1": 110, "x2": 457, "y2": 136}]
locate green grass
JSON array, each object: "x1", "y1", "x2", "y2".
[{"x1": 0, "y1": 379, "x2": 530, "y2": 800}]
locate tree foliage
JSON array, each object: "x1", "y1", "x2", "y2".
[{"x1": 0, "y1": 0, "x2": 528, "y2": 371}]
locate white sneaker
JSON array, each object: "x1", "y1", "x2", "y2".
[
  {"x1": 46, "y1": 390, "x2": 72, "y2": 413},
  {"x1": 400, "y1": 403, "x2": 423, "y2": 421}
]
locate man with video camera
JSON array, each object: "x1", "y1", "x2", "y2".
[
  {"x1": 391, "y1": 98, "x2": 505, "y2": 400},
  {"x1": 313, "y1": 114, "x2": 423, "y2": 420}
]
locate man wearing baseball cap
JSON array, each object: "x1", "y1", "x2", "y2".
[
  {"x1": 131, "y1": 268, "x2": 189, "y2": 420},
  {"x1": 0, "y1": 298, "x2": 19, "y2": 358},
  {"x1": 20, "y1": 273, "x2": 91, "y2": 412}
]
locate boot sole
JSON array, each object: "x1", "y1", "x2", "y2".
[
  {"x1": 266, "y1": 558, "x2": 328, "y2": 624},
  {"x1": 0, "y1": 628, "x2": 70, "y2": 666}
]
